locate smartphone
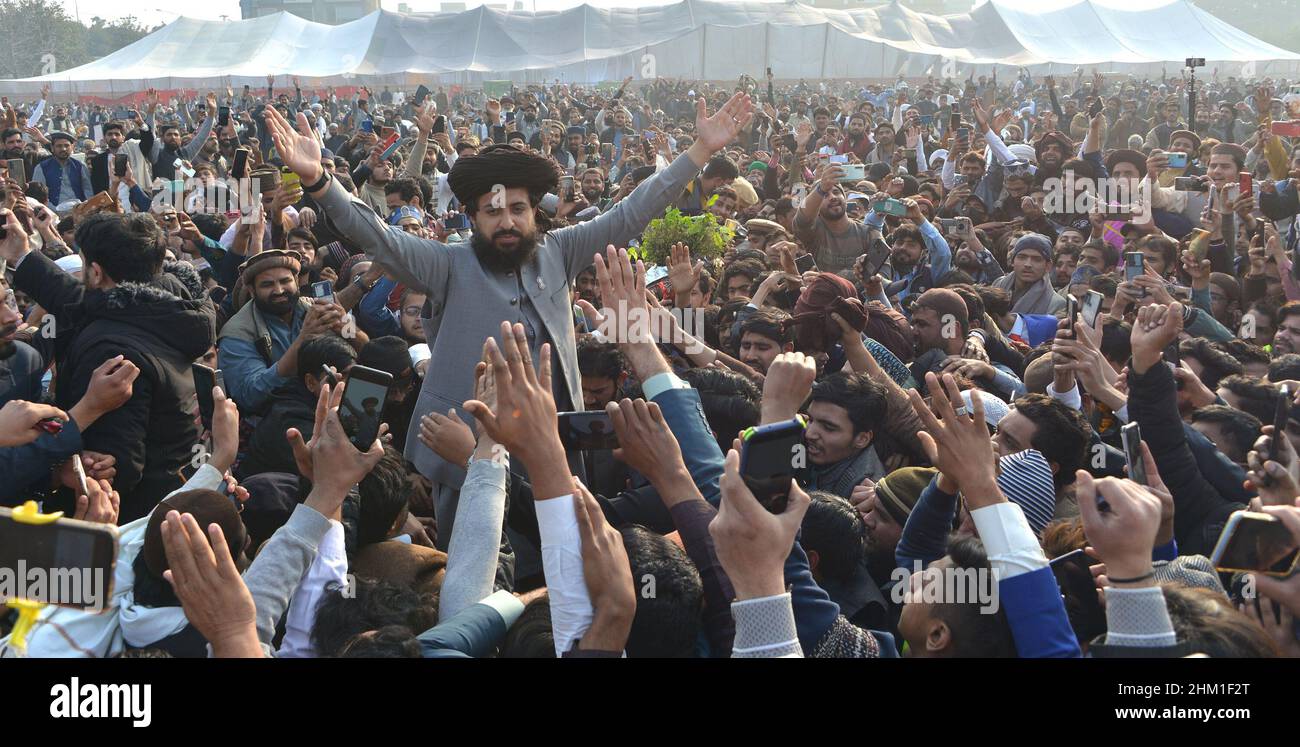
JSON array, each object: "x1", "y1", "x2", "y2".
[
  {"x1": 1082, "y1": 290, "x2": 1104, "y2": 328},
  {"x1": 1271, "y1": 120, "x2": 1300, "y2": 138},
  {"x1": 280, "y1": 167, "x2": 301, "y2": 192},
  {"x1": 1049, "y1": 548, "x2": 1107, "y2": 644},
  {"x1": 644, "y1": 265, "x2": 669, "y2": 286},
  {"x1": 956, "y1": 127, "x2": 970, "y2": 142},
  {"x1": 938, "y1": 217, "x2": 962, "y2": 231},
  {"x1": 1121, "y1": 421, "x2": 1147, "y2": 487},
  {"x1": 557, "y1": 411, "x2": 620, "y2": 450},
  {"x1": 36, "y1": 417, "x2": 64, "y2": 435},
  {"x1": 600, "y1": 142, "x2": 614, "y2": 159},
  {"x1": 1186, "y1": 227, "x2": 1211, "y2": 263},
  {"x1": 378, "y1": 126, "x2": 396, "y2": 141},
  {"x1": 1062, "y1": 294, "x2": 1078, "y2": 339},
  {"x1": 0, "y1": 507, "x2": 118, "y2": 609},
  {"x1": 231, "y1": 148, "x2": 250, "y2": 180},
  {"x1": 7, "y1": 158, "x2": 24, "y2": 188},
  {"x1": 414, "y1": 84, "x2": 431, "y2": 106},
  {"x1": 794, "y1": 253, "x2": 817, "y2": 274},
  {"x1": 431, "y1": 114, "x2": 446, "y2": 135},
  {"x1": 1165, "y1": 152, "x2": 1189, "y2": 169},
  {"x1": 766, "y1": 67, "x2": 773, "y2": 78},
  {"x1": 950, "y1": 111, "x2": 962, "y2": 131},
  {"x1": 360, "y1": 119, "x2": 374, "y2": 134},
  {"x1": 1210, "y1": 511, "x2": 1300, "y2": 576},
  {"x1": 828, "y1": 154, "x2": 848, "y2": 165},
  {"x1": 379, "y1": 132, "x2": 401, "y2": 160},
  {"x1": 192, "y1": 363, "x2": 221, "y2": 429},
  {"x1": 781, "y1": 133, "x2": 798, "y2": 152},
  {"x1": 560, "y1": 174, "x2": 575, "y2": 202},
  {"x1": 1239, "y1": 171, "x2": 1253, "y2": 199},
  {"x1": 69, "y1": 453, "x2": 90, "y2": 499},
  {"x1": 339, "y1": 365, "x2": 392, "y2": 450},
  {"x1": 444, "y1": 213, "x2": 471, "y2": 231},
  {"x1": 111, "y1": 153, "x2": 128, "y2": 178},
  {"x1": 1271, "y1": 384, "x2": 1291, "y2": 464},
  {"x1": 739, "y1": 416, "x2": 808, "y2": 514},
  {"x1": 309, "y1": 280, "x2": 334, "y2": 302},
  {"x1": 1088, "y1": 99, "x2": 1103, "y2": 118},
  {"x1": 1124, "y1": 251, "x2": 1145, "y2": 295},
  {"x1": 919, "y1": 114, "x2": 933, "y2": 126},
  {"x1": 840, "y1": 163, "x2": 866, "y2": 182},
  {"x1": 872, "y1": 198, "x2": 909, "y2": 217},
  {"x1": 217, "y1": 106, "x2": 230, "y2": 128}
]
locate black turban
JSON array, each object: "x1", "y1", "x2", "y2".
[{"x1": 447, "y1": 143, "x2": 560, "y2": 211}]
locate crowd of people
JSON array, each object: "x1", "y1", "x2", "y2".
[{"x1": 1, "y1": 65, "x2": 1299, "y2": 658}]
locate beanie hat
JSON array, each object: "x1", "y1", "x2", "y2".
[
  {"x1": 1010, "y1": 233, "x2": 1053, "y2": 262},
  {"x1": 996, "y1": 449, "x2": 1057, "y2": 535},
  {"x1": 874, "y1": 467, "x2": 938, "y2": 526}
]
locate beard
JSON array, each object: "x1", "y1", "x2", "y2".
[
  {"x1": 582, "y1": 188, "x2": 603, "y2": 204},
  {"x1": 471, "y1": 228, "x2": 538, "y2": 274},
  {"x1": 0, "y1": 323, "x2": 16, "y2": 361},
  {"x1": 820, "y1": 202, "x2": 845, "y2": 221},
  {"x1": 254, "y1": 289, "x2": 298, "y2": 318}
]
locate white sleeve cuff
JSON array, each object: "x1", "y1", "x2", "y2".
[
  {"x1": 478, "y1": 589, "x2": 526, "y2": 629},
  {"x1": 1046, "y1": 381, "x2": 1083, "y2": 411},
  {"x1": 642, "y1": 371, "x2": 690, "y2": 401},
  {"x1": 969, "y1": 502, "x2": 1048, "y2": 579},
  {"x1": 535, "y1": 493, "x2": 593, "y2": 656}
]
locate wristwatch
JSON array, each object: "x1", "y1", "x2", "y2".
[{"x1": 302, "y1": 169, "x2": 331, "y2": 193}]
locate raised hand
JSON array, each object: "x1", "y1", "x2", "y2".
[
  {"x1": 906, "y1": 372, "x2": 999, "y2": 503},
  {"x1": 1130, "y1": 302, "x2": 1183, "y2": 374},
  {"x1": 462, "y1": 321, "x2": 563, "y2": 472},
  {"x1": 160, "y1": 511, "x2": 262, "y2": 658},
  {"x1": 711, "y1": 445, "x2": 811, "y2": 600},
  {"x1": 691, "y1": 91, "x2": 754, "y2": 155},
  {"x1": 0, "y1": 400, "x2": 69, "y2": 447},
  {"x1": 73, "y1": 478, "x2": 119, "y2": 525},
  {"x1": 1076, "y1": 472, "x2": 1163, "y2": 586},
  {"x1": 573, "y1": 477, "x2": 635, "y2": 651},
  {"x1": 263, "y1": 105, "x2": 324, "y2": 185}
]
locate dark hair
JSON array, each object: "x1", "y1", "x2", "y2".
[
  {"x1": 703, "y1": 155, "x2": 739, "y2": 181},
  {"x1": 1089, "y1": 271, "x2": 1119, "y2": 298},
  {"x1": 287, "y1": 226, "x2": 317, "y2": 248},
  {"x1": 1011, "y1": 393, "x2": 1091, "y2": 489},
  {"x1": 976, "y1": 285, "x2": 1012, "y2": 319},
  {"x1": 1136, "y1": 234, "x2": 1178, "y2": 271},
  {"x1": 297, "y1": 334, "x2": 357, "y2": 383},
  {"x1": 1189, "y1": 405, "x2": 1261, "y2": 464},
  {"x1": 809, "y1": 372, "x2": 888, "y2": 436},
  {"x1": 890, "y1": 224, "x2": 923, "y2": 247},
  {"x1": 576, "y1": 336, "x2": 626, "y2": 380},
  {"x1": 801, "y1": 492, "x2": 866, "y2": 583},
  {"x1": 356, "y1": 447, "x2": 409, "y2": 546},
  {"x1": 947, "y1": 284, "x2": 986, "y2": 328},
  {"x1": 932, "y1": 535, "x2": 1017, "y2": 657},
  {"x1": 103, "y1": 122, "x2": 125, "y2": 136},
  {"x1": 1215, "y1": 338, "x2": 1271, "y2": 368},
  {"x1": 619, "y1": 525, "x2": 702, "y2": 657},
  {"x1": 191, "y1": 212, "x2": 227, "y2": 242},
  {"x1": 1270, "y1": 353, "x2": 1300, "y2": 383},
  {"x1": 738, "y1": 308, "x2": 793, "y2": 346},
  {"x1": 1, "y1": 127, "x2": 21, "y2": 141},
  {"x1": 1161, "y1": 584, "x2": 1281, "y2": 657},
  {"x1": 1099, "y1": 319, "x2": 1132, "y2": 366},
  {"x1": 75, "y1": 212, "x2": 165, "y2": 283},
  {"x1": 1181, "y1": 337, "x2": 1244, "y2": 388},
  {"x1": 500, "y1": 596, "x2": 555, "y2": 657},
  {"x1": 384, "y1": 176, "x2": 422, "y2": 204},
  {"x1": 680, "y1": 366, "x2": 761, "y2": 453},
  {"x1": 311, "y1": 577, "x2": 438, "y2": 657},
  {"x1": 1216, "y1": 375, "x2": 1279, "y2": 423},
  {"x1": 721, "y1": 258, "x2": 765, "y2": 296}
]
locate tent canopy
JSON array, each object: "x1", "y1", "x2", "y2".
[{"x1": 6, "y1": 0, "x2": 1297, "y2": 95}]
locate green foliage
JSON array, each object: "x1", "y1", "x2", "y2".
[
  {"x1": 635, "y1": 205, "x2": 734, "y2": 266},
  {"x1": 0, "y1": 1, "x2": 156, "y2": 79}
]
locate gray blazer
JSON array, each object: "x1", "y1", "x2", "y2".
[{"x1": 314, "y1": 151, "x2": 700, "y2": 487}]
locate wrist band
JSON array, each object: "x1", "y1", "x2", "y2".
[
  {"x1": 1107, "y1": 571, "x2": 1155, "y2": 584},
  {"x1": 303, "y1": 170, "x2": 330, "y2": 193}
]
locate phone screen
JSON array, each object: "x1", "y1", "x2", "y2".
[
  {"x1": 558, "y1": 411, "x2": 620, "y2": 450},
  {"x1": 0, "y1": 509, "x2": 117, "y2": 609},
  {"x1": 794, "y1": 253, "x2": 817, "y2": 274},
  {"x1": 192, "y1": 363, "x2": 217, "y2": 429},
  {"x1": 1124, "y1": 252, "x2": 1144, "y2": 285},
  {"x1": 218, "y1": 106, "x2": 230, "y2": 127},
  {"x1": 113, "y1": 153, "x2": 128, "y2": 178},
  {"x1": 1082, "y1": 290, "x2": 1103, "y2": 328},
  {"x1": 339, "y1": 366, "x2": 392, "y2": 450},
  {"x1": 1121, "y1": 422, "x2": 1146, "y2": 486},
  {"x1": 232, "y1": 149, "x2": 249, "y2": 180},
  {"x1": 310, "y1": 280, "x2": 334, "y2": 301},
  {"x1": 1213, "y1": 512, "x2": 1300, "y2": 575}
]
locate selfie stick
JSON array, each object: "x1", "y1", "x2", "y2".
[{"x1": 5, "y1": 501, "x2": 64, "y2": 654}]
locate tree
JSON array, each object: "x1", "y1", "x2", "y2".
[{"x1": 0, "y1": 0, "x2": 157, "y2": 79}]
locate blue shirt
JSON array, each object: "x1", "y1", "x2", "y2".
[{"x1": 218, "y1": 302, "x2": 307, "y2": 411}]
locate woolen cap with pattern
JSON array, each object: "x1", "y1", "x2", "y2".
[
  {"x1": 239, "y1": 249, "x2": 303, "y2": 285},
  {"x1": 996, "y1": 449, "x2": 1057, "y2": 535},
  {"x1": 875, "y1": 467, "x2": 938, "y2": 525}
]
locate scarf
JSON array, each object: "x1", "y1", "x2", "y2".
[
  {"x1": 993, "y1": 272, "x2": 1063, "y2": 316},
  {"x1": 809, "y1": 445, "x2": 885, "y2": 499}
]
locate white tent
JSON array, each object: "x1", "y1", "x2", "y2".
[{"x1": 5, "y1": 0, "x2": 1297, "y2": 95}]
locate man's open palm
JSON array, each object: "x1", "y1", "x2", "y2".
[
  {"x1": 264, "y1": 107, "x2": 323, "y2": 183},
  {"x1": 694, "y1": 92, "x2": 754, "y2": 152}
]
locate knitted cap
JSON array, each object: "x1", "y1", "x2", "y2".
[
  {"x1": 961, "y1": 388, "x2": 1009, "y2": 429},
  {"x1": 875, "y1": 467, "x2": 938, "y2": 526},
  {"x1": 1010, "y1": 233, "x2": 1053, "y2": 262},
  {"x1": 996, "y1": 449, "x2": 1057, "y2": 535}
]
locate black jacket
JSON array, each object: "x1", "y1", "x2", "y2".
[
  {"x1": 14, "y1": 253, "x2": 216, "y2": 521},
  {"x1": 235, "y1": 384, "x2": 317, "y2": 480},
  {"x1": 1128, "y1": 360, "x2": 1248, "y2": 557}
]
